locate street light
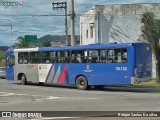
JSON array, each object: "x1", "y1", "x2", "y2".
[{"x1": 0, "y1": 19, "x2": 13, "y2": 47}]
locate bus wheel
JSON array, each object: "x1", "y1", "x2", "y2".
[
  {"x1": 21, "y1": 74, "x2": 27, "y2": 85},
  {"x1": 76, "y1": 76, "x2": 88, "y2": 90}
]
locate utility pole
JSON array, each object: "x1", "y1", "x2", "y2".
[
  {"x1": 8, "y1": 20, "x2": 13, "y2": 47},
  {"x1": 52, "y1": 2, "x2": 68, "y2": 45},
  {"x1": 0, "y1": 19, "x2": 13, "y2": 47},
  {"x1": 70, "y1": 0, "x2": 75, "y2": 46}
]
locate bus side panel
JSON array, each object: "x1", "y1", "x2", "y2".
[
  {"x1": 134, "y1": 43, "x2": 152, "y2": 79},
  {"x1": 67, "y1": 64, "x2": 92, "y2": 85},
  {"x1": 67, "y1": 64, "x2": 131, "y2": 86},
  {"x1": 13, "y1": 52, "x2": 39, "y2": 83},
  {"x1": 54, "y1": 63, "x2": 134, "y2": 86},
  {"x1": 65, "y1": 47, "x2": 135, "y2": 86},
  {"x1": 15, "y1": 64, "x2": 39, "y2": 83},
  {"x1": 87, "y1": 64, "x2": 132, "y2": 85},
  {"x1": 87, "y1": 47, "x2": 135, "y2": 85},
  {"x1": 6, "y1": 50, "x2": 14, "y2": 81}
]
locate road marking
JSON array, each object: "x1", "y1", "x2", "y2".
[
  {"x1": 0, "y1": 92, "x2": 100, "y2": 101},
  {"x1": 0, "y1": 92, "x2": 15, "y2": 96}
]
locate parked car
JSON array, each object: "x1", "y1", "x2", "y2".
[{"x1": 0, "y1": 67, "x2": 6, "y2": 79}]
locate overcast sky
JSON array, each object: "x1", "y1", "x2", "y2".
[{"x1": 0, "y1": 0, "x2": 159, "y2": 46}]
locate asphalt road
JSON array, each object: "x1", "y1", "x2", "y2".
[{"x1": 0, "y1": 79, "x2": 160, "y2": 120}]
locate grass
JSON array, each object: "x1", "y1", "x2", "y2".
[{"x1": 134, "y1": 79, "x2": 160, "y2": 87}]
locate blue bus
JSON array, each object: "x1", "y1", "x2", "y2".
[{"x1": 6, "y1": 42, "x2": 152, "y2": 90}]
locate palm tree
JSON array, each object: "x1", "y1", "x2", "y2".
[{"x1": 140, "y1": 12, "x2": 160, "y2": 83}]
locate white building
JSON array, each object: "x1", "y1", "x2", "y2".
[
  {"x1": 80, "y1": 3, "x2": 160, "y2": 45},
  {"x1": 80, "y1": 3, "x2": 160, "y2": 78}
]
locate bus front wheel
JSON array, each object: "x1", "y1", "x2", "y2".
[
  {"x1": 76, "y1": 76, "x2": 88, "y2": 90},
  {"x1": 21, "y1": 74, "x2": 27, "y2": 85}
]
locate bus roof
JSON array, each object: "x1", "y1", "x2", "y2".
[
  {"x1": 7, "y1": 42, "x2": 149, "y2": 52},
  {"x1": 38, "y1": 42, "x2": 149, "y2": 52}
]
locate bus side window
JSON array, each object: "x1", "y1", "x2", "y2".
[
  {"x1": 92, "y1": 57, "x2": 98, "y2": 63},
  {"x1": 107, "y1": 57, "x2": 113, "y2": 63},
  {"x1": 107, "y1": 49, "x2": 127, "y2": 64},
  {"x1": 82, "y1": 57, "x2": 87, "y2": 63},
  {"x1": 56, "y1": 51, "x2": 70, "y2": 64},
  {"x1": 100, "y1": 56, "x2": 106, "y2": 63},
  {"x1": 71, "y1": 50, "x2": 87, "y2": 63},
  {"x1": 18, "y1": 52, "x2": 29, "y2": 64},
  {"x1": 113, "y1": 57, "x2": 118, "y2": 63},
  {"x1": 121, "y1": 49, "x2": 127, "y2": 63},
  {"x1": 122, "y1": 57, "x2": 127, "y2": 63},
  {"x1": 99, "y1": 49, "x2": 106, "y2": 63},
  {"x1": 88, "y1": 50, "x2": 99, "y2": 63}
]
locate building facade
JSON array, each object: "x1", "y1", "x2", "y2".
[
  {"x1": 80, "y1": 3, "x2": 160, "y2": 78},
  {"x1": 80, "y1": 3, "x2": 160, "y2": 45}
]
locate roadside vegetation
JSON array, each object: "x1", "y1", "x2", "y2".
[
  {"x1": 140, "y1": 12, "x2": 160, "y2": 83},
  {"x1": 134, "y1": 79, "x2": 160, "y2": 87}
]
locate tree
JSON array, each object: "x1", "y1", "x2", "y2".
[
  {"x1": 17, "y1": 36, "x2": 29, "y2": 48},
  {"x1": 0, "y1": 52, "x2": 5, "y2": 67},
  {"x1": 140, "y1": 12, "x2": 160, "y2": 83},
  {"x1": 42, "y1": 42, "x2": 51, "y2": 47}
]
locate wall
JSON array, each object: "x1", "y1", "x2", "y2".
[{"x1": 80, "y1": 3, "x2": 160, "y2": 78}]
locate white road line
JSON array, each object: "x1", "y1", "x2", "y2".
[
  {"x1": 0, "y1": 92, "x2": 100, "y2": 101},
  {"x1": 0, "y1": 92, "x2": 15, "y2": 96}
]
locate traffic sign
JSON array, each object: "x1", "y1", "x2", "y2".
[{"x1": 25, "y1": 35, "x2": 37, "y2": 43}]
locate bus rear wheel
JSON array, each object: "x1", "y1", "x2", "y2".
[
  {"x1": 21, "y1": 74, "x2": 27, "y2": 85},
  {"x1": 76, "y1": 76, "x2": 89, "y2": 90}
]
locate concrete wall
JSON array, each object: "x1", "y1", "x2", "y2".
[
  {"x1": 80, "y1": 3, "x2": 160, "y2": 78},
  {"x1": 80, "y1": 3, "x2": 160, "y2": 45}
]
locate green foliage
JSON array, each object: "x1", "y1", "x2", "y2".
[
  {"x1": 0, "y1": 52, "x2": 5, "y2": 66},
  {"x1": 140, "y1": 12, "x2": 160, "y2": 45},
  {"x1": 42, "y1": 42, "x2": 51, "y2": 47},
  {"x1": 134, "y1": 80, "x2": 160, "y2": 86},
  {"x1": 17, "y1": 36, "x2": 29, "y2": 48},
  {"x1": 0, "y1": 52, "x2": 5, "y2": 60},
  {"x1": 140, "y1": 12, "x2": 160, "y2": 83}
]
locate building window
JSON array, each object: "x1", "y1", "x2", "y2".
[
  {"x1": 90, "y1": 26, "x2": 93, "y2": 38},
  {"x1": 86, "y1": 29, "x2": 88, "y2": 38}
]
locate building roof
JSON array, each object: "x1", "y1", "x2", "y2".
[
  {"x1": 81, "y1": 3, "x2": 160, "y2": 16},
  {"x1": 0, "y1": 46, "x2": 8, "y2": 51}
]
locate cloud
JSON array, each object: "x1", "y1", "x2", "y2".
[{"x1": 0, "y1": 0, "x2": 160, "y2": 46}]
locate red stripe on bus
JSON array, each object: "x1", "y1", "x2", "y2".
[{"x1": 58, "y1": 65, "x2": 68, "y2": 84}]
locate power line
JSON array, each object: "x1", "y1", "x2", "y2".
[{"x1": 0, "y1": 14, "x2": 68, "y2": 17}]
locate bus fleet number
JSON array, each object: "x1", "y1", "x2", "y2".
[{"x1": 116, "y1": 67, "x2": 127, "y2": 71}]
